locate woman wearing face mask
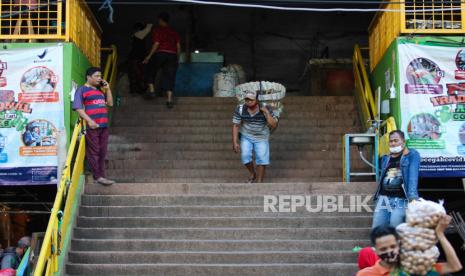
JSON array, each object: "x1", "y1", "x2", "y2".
[{"x1": 372, "y1": 130, "x2": 420, "y2": 229}]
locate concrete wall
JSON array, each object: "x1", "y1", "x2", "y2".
[{"x1": 93, "y1": 4, "x2": 373, "y2": 91}]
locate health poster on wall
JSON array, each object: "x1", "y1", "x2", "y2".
[
  {"x1": 399, "y1": 42, "x2": 465, "y2": 177},
  {"x1": 0, "y1": 45, "x2": 64, "y2": 185}
]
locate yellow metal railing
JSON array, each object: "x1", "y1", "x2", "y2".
[
  {"x1": 353, "y1": 44, "x2": 398, "y2": 157},
  {"x1": 0, "y1": 0, "x2": 102, "y2": 66},
  {"x1": 368, "y1": 0, "x2": 465, "y2": 70},
  {"x1": 379, "y1": 116, "x2": 397, "y2": 156},
  {"x1": 102, "y1": 45, "x2": 118, "y2": 124},
  {"x1": 33, "y1": 46, "x2": 118, "y2": 276},
  {"x1": 353, "y1": 44, "x2": 377, "y2": 132},
  {"x1": 102, "y1": 45, "x2": 118, "y2": 92},
  {"x1": 33, "y1": 119, "x2": 85, "y2": 276}
]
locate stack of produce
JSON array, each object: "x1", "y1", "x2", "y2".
[
  {"x1": 396, "y1": 199, "x2": 446, "y2": 275},
  {"x1": 234, "y1": 81, "x2": 286, "y2": 116}
]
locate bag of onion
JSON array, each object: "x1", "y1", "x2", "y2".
[{"x1": 396, "y1": 199, "x2": 446, "y2": 276}]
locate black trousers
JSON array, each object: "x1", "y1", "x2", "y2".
[
  {"x1": 128, "y1": 57, "x2": 145, "y2": 94},
  {"x1": 145, "y1": 52, "x2": 178, "y2": 92}
]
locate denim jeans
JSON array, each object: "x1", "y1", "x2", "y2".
[
  {"x1": 240, "y1": 135, "x2": 270, "y2": 165},
  {"x1": 371, "y1": 195, "x2": 408, "y2": 229}
]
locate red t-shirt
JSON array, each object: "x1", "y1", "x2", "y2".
[
  {"x1": 356, "y1": 260, "x2": 444, "y2": 276},
  {"x1": 152, "y1": 26, "x2": 180, "y2": 54},
  {"x1": 356, "y1": 260, "x2": 391, "y2": 276}
]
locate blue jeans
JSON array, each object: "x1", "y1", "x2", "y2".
[
  {"x1": 372, "y1": 195, "x2": 408, "y2": 229},
  {"x1": 240, "y1": 135, "x2": 270, "y2": 165}
]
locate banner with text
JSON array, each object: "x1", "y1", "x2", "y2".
[
  {"x1": 0, "y1": 45, "x2": 64, "y2": 185},
  {"x1": 399, "y1": 42, "x2": 465, "y2": 177}
]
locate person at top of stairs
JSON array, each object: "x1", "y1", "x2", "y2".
[
  {"x1": 142, "y1": 12, "x2": 180, "y2": 108},
  {"x1": 232, "y1": 90, "x2": 278, "y2": 183},
  {"x1": 73, "y1": 67, "x2": 115, "y2": 186},
  {"x1": 128, "y1": 22, "x2": 152, "y2": 96}
]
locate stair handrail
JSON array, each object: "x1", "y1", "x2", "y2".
[
  {"x1": 101, "y1": 45, "x2": 119, "y2": 125},
  {"x1": 33, "y1": 46, "x2": 117, "y2": 276},
  {"x1": 102, "y1": 45, "x2": 118, "y2": 91},
  {"x1": 352, "y1": 44, "x2": 398, "y2": 160},
  {"x1": 353, "y1": 44, "x2": 377, "y2": 131},
  {"x1": 379, "y1": 116, "x2": 397, "y2": 156},
  {"x1": 16, "y1": 247, "x2": 31, "y2": 276},
  {"x1": 33, "y1": 119, "x2": 86, "y2": 276}
]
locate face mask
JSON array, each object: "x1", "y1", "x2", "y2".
[
  {"x1": 389, "y1": 145, "x2": 403, "y2": 154},
  {"x1": 379, "y1": 250, "x2": 399, "y2": 264},
  {"x1": 248, "y1": 102, "x2": 258, "y2": 108}
]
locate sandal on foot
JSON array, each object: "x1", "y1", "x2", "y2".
[
  {"x1": 246, "y1": 175, "x2": 256, "y2": 183},
  {"x1": 97, "y1": 177, "x2": 115, "y2": 186}
]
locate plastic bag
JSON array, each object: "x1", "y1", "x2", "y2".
[
  {"x1": 396, "y1": 223, "x2": 437, "y2": 251},
  {"x1": 400, "y1": 246, "x2": 440, "y2": 275},
  {"x1": 406, "y1": 199, "x2": 446, "y2": 228}
]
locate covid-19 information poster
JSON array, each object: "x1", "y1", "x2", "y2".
[
  {"x1": 0, "y1": 45, "x2": 64, "y2": 185},
  {"x1": 399, "y1": 42, "x2": 465, "y2": 177}
]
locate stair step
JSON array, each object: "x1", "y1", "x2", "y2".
[
  {"x1": 114, "y1": 103, "x2": 356, "y2": 112},
  {"x1": 105, "y1": 160, "x2": 363, "y2": 170},
  {"x1": 109, "y1": 126, "x2": 360, "y2": 135},
  {"x1": 105, "y1": 169, "x2": 348, "y2": 180},
  {"x1": 80, "y1": 194, "x2": 372, "y2": 206},
  {"x1": 65, "y1": 263, "x2": 359, "y2": 276},
  {"x1": 73, "y1": 227, "x2": 371, "y2": 240},
  {"x1": 108, "y1": 134, "x2": 347, "y2": 143},
  {"x1": 78, "y1": 206, "x2": 373, "y2": 218},
  {"x1": 113, "y1": 118, "x2": 360, "y2": 127},
  {"x1": 67, "y1": 251, "x2": 359, "y2": 264},
  {"x1": 84, "y1": 182, "x2": 376, "y2": 195},
  {"x1": 70, "y1": 239, "x2": 370, "y2": 252},
  {"x1": 107, "y1": 142, "x2": 350, "y2": 151},
  {"x1": 106, "y1": 150, "x2": 357, "y2": 160},
  {"x1": 90, "y1": 177, "x2": 351, "y2": 183},
  {"x1": 76, "y1": 216, "x2": 372, "y2": 228},
  {"x1": 112, "y1": 111, "x2": 357, "y2": 120},
  {"x1": 117, "y1": 95, "x2": 355, "y2": 104}
]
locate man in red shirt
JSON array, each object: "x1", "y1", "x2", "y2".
[{"x1": 143, "y1": 12, "x2": 180, "y2": 108}]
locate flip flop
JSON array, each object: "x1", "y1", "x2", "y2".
[{"x1": 246, "y1": 175, "x2": 256, "y2": 183}]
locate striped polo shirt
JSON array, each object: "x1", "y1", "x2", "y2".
[
  {"x1": 72, "y1": 86, "x2": 108, "y2": 128},
  {"x1": 232, "y1": 104, "x2": 278, "y2": 141}
]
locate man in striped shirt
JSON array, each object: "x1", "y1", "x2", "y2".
[
  {"x1": 73, "y1": 67, "x2": 115, "y2": 186},
  {"x1": 232, "y1": 91, "x2": 278, "y2": 183}
]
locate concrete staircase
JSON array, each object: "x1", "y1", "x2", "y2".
[
  {"x1": 66, "y1": 96, "x2": 376, "y2": 275},
  {"x1": 105, "y1": 96, "x2": 363, "y2": 183},
  {"x1": 67, "y1": 182, "x2": 374, "y2": 275}
]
